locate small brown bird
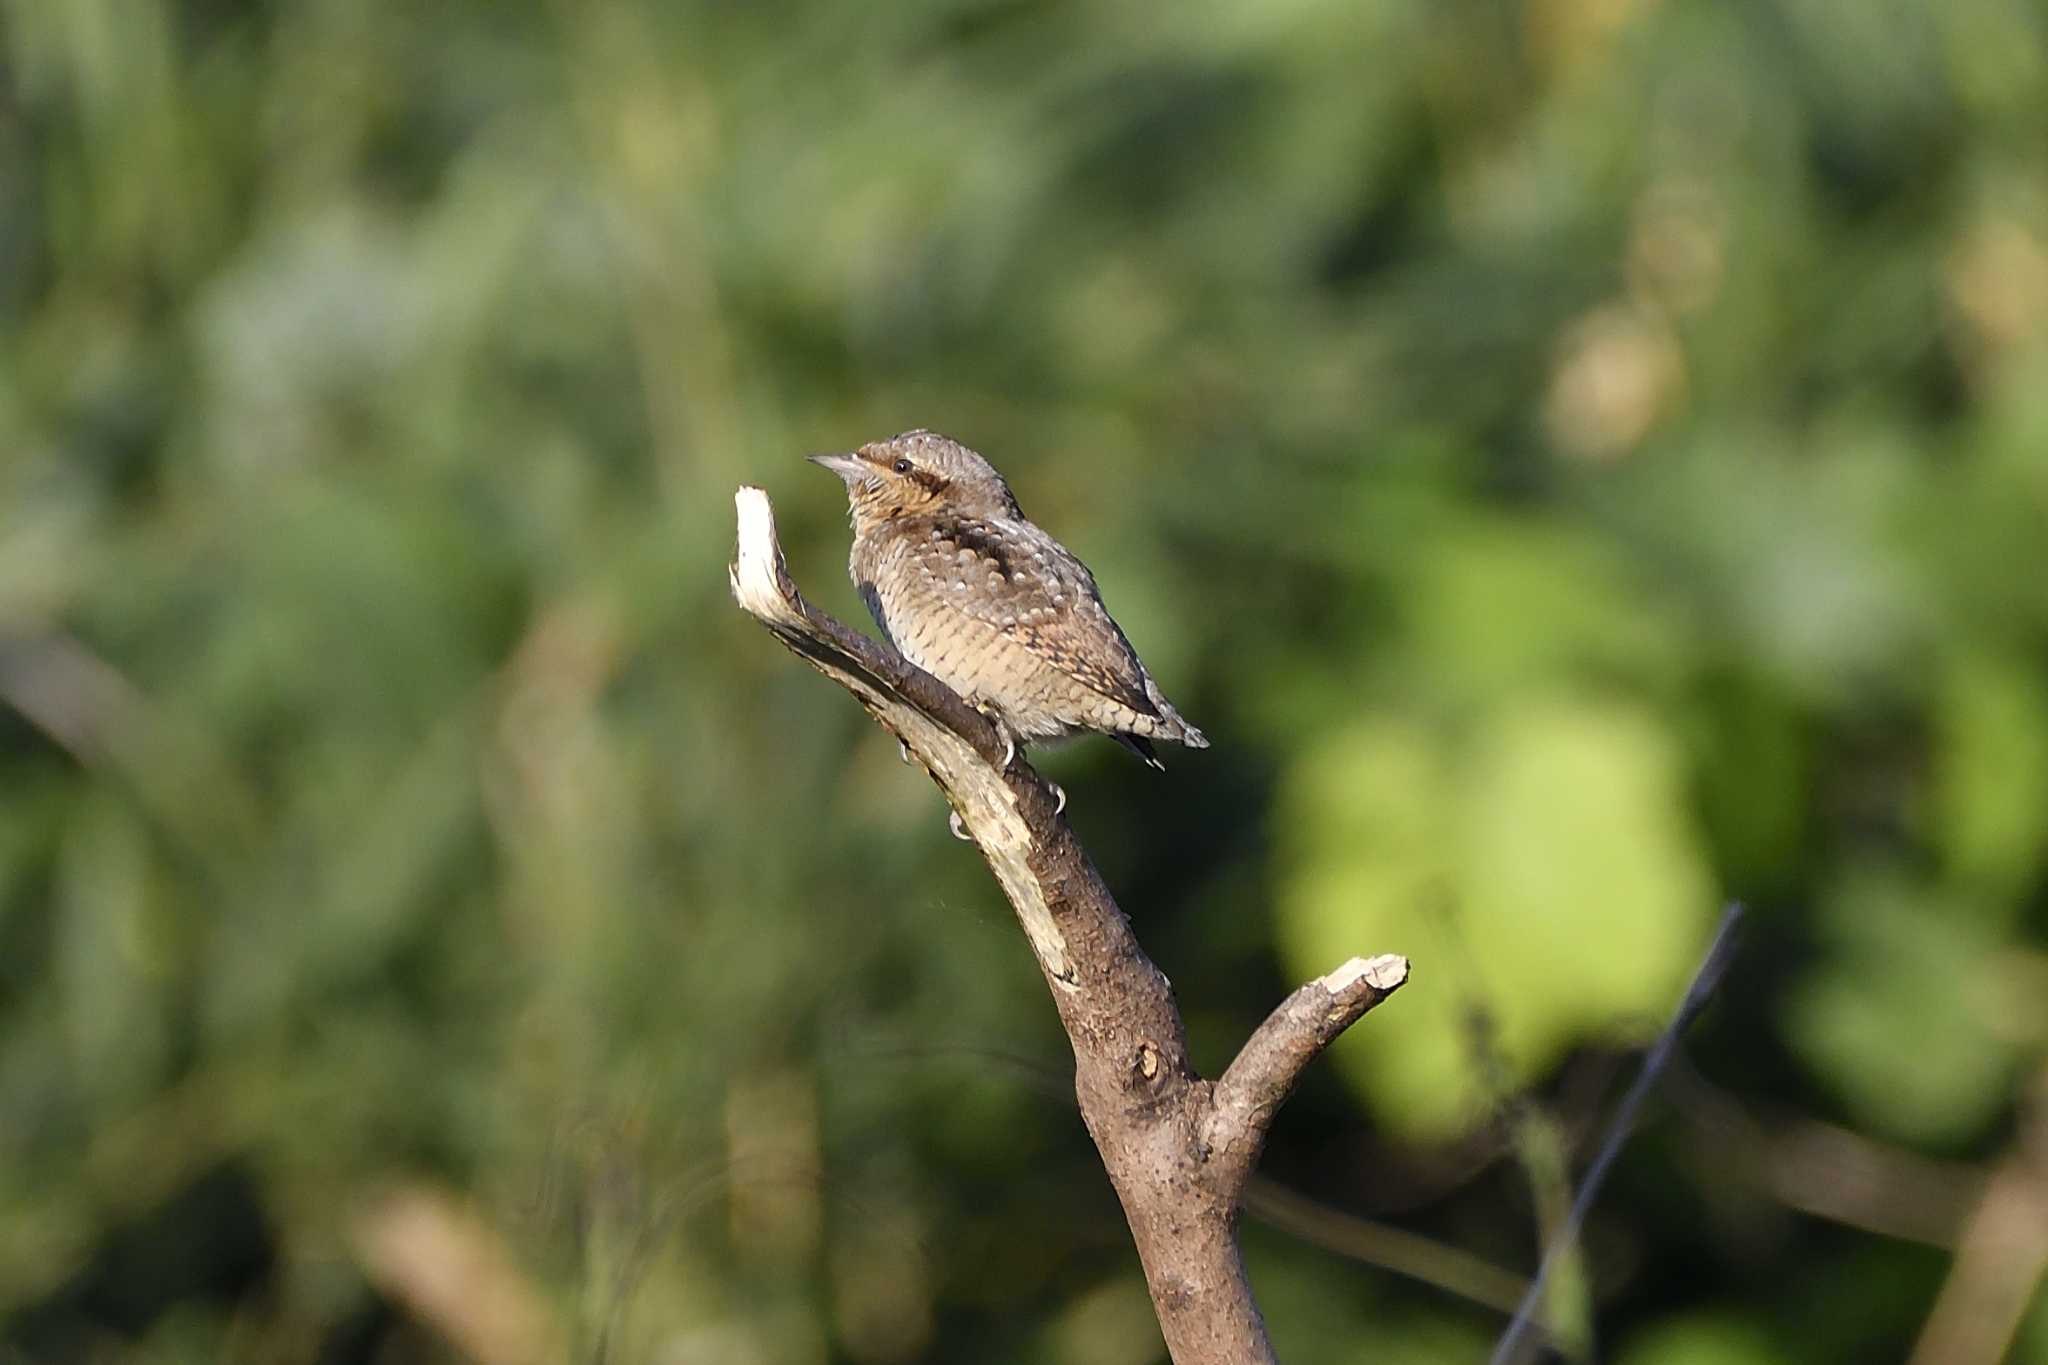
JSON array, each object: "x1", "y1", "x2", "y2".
[{"x1": 810, "y1": 430, "x2": 1208, "y2": 775}]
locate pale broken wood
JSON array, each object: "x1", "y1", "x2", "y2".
[{"x1": 731, "y1": 484, "x2": 1408, "y2": 1365}]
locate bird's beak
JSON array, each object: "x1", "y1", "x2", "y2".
[{"x1": 806, "y1": 452, "x2": 868, "y2": 485}]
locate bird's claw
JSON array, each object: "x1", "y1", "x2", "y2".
[
  {"x1": 898, "y1": 738, "x2": 914, "y2": 765},
  {"x1": 972, "y1": 703, "x2": 1017, "y2": 768},
  {"x1": 948, "y1": 809, "x2": 974, "y2": 842},
  {"x1": 1050, "y1": 781, "x2": 1067, "y2": 816}
]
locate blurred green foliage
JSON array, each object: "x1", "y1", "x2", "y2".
[{"x1": 4, "y1": 0, "x2": 2048, "y2": 1361}]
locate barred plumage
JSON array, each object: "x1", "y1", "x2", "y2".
[{"x1": 810, "y1": 430, "x2": 1207, "y2": 769}]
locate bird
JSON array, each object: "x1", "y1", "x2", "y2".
[{"x1": 809, "y1": 430, "x2": 1208, "y2": 789}]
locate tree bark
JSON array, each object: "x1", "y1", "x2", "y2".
[{"x1": 730, "y1": 486, "x2": 1407, "y2": 1363}]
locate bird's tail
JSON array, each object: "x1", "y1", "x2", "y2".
[{"x1": 1138, "y1": 682, "x2": 1208, "y2": 755}]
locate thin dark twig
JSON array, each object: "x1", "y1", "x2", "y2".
[{"x1": 1487, "y1": 902, "x2": 1747, "y2": 1365}]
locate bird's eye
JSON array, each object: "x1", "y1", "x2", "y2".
[{"x1": 892, "y1": 458, "x2": 913, "y2": 475}]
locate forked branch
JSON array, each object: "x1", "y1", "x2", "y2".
[{"x1": 731, "y1": 485, "x2": 1407, "y2": 1364}]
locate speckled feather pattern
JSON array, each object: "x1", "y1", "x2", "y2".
[{"x1": 819, "y1": 431, "x2": 1207, "y2": 762}]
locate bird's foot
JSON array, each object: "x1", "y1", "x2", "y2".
[
  {"x1": 972, "y1": 703, "x2": 1018, "y2": 768},
  {"x1": 948, "y1": 809, "x2": 974, "y2": 842}
]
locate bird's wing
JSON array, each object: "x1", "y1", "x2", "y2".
[{"x1": 907, "y1": 517, "x2": 1160, "y2": 720}]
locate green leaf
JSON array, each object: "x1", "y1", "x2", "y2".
[
  {"x1": 1933, "y1": 651, "x2": 2048, "y2": 909},
  {"x1": 1618, "y1": 1314, "x2": 1797, "y2": 1365},
  {"x1": 1787, "y1": 869, "x2": 2020, "y2": 1145},
  {"x1": 1276, "y1": 697, "x2": 1717, "y2": 1139}
]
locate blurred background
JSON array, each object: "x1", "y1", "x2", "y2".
[{"x1": 4, "y1": 0, "x2": 2047, "y2": 1361}]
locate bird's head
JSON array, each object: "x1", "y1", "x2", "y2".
[{"x1": 809, "y1": 430, "x2": 1023, "y2": 533}]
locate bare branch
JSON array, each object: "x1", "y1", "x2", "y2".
[
  {"x1": 1206, "y1": 955, "x2": 1410, "y2": 1189},
  {"x1": 731, "y1": 486, "x2": 1408, "y2": 1363},
  {"x1": 729, "y1": 486, "x2": 1004, "y2": 756},
  {"x1": 732, "y1": 485, "x2": 1073, "y2": 983}
]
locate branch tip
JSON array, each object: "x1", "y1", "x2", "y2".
[
  {"x1": 1319, "y1": 954, "x2": 1408, "y2": 996},
  {"x1": 730, "y1": 485, "x2": 799, "y2": 625},
  {"x1": 1204, "y1": 948, "x2": 1409, "y2": 1198}
]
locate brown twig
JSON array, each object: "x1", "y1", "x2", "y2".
[
  {"x1": 1906, "y1": 1067, "x2": 2048, "y2": 1365},
  {"x1": 1665, "y1": 1063, "x2": 1985, "y2": 1250},
  {"x1": 730, "y1": 486, "x2": 1408, "y2": 1363},
  {"x1": 1243, "y1": 1179, "x2": 1531, "y2": 1313},
  {"x1": 351, "y1": 1184, "x2": 566, "y2": 1365}
]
